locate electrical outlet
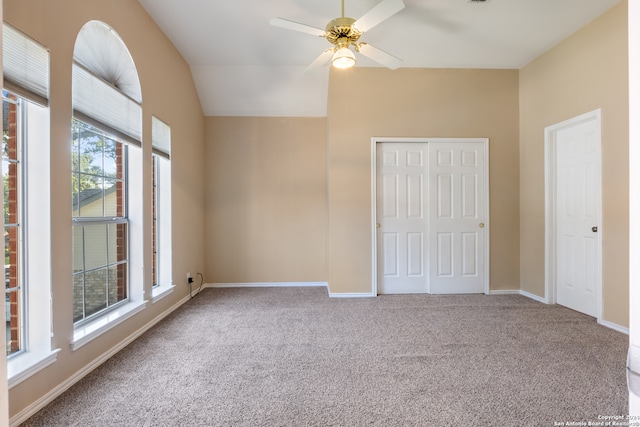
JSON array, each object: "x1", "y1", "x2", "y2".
[{"x1": 187, "y1": 272, "x2": 194, "y2": 284}]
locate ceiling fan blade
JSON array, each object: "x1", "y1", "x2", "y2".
[
  {"x1": 269, "y1": 18, "x2": 326, "y2": 37},
  {"x1": 356, "y1": 43, "x2": 402, "y2": 70},
  {"x1": 353, "y1": 0, "x2": 405, "y2": 33},
  {"x1": 304, "y1": 48, "x2": 334, "y2": 73}
]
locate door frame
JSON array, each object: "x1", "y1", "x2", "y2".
[
  {"x1": 544, "y1": 109, "x2": 602, "y2": 321},
  {"x1": 371, "y1": 137, "x2": 490, "y2": 296}
]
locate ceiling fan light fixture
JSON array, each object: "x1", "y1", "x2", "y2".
[{"x1": 331, "y1": 47, "x2": 356, "y2": 69}]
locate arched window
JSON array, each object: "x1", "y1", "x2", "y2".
[{"x1": 71, "y1": 21, "x2": 144, "y2": 345}]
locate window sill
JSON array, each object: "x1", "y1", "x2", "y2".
[
  {"x1": 152, "y1": 284, "x2": 175, "y2": 303},
  {"x1": 8, "y1": 348, "x2": 61, "y2": 388},
  {"x1": 72, "y1": 300, "x2": 147, "y2": 351}
]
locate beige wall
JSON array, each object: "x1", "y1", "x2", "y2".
[
  {"x1": 326, "y1": 67, "x2": 521, "y2": 294},
  {"x1": 3, "y1": 0, "x2": 630, "y2": 421},
  {"x1": 519, "y1": 1, "x2": 629, "y2": 326},
  {"x1": 5, "y1": 0, "x2": 205, "y2": 419},
  {"x1": 204, "y1": 117, "x2": 327, "y2": 283}
]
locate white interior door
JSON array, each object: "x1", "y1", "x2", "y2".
[
  {"x1": 428, "y1": 142, "x2": 487, "y2": 294},
  {"x1": 376, "y1": 142, "x2": 429, "y2": 294},
  {"x1": 554, "y1": 115, "x2": 601, "y2": 317}
]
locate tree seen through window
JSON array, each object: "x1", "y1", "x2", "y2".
[{"x1": 71, "y1": 119, "x2": 128, "y2": 323}]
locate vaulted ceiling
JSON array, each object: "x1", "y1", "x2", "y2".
[{"x1": 137, "y1": 0, "x2": 621, "y2": 117}]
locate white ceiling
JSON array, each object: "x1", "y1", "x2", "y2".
[{"x1": 137, "y1": 0, "x2": 621, "y2": 117}]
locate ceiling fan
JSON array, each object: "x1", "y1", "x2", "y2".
[{"x1": 270, "y1": 0, "x2": 405, "y2": 72}]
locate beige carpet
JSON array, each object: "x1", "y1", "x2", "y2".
[{"x1": 21, "y1": 287, "x2": 628, "y2": 426}]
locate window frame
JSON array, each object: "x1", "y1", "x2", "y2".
[
  {"x1": 70, "y1": 131, "x2": 145, "y2": 351},
  {"x1": 4, "y1": 92, "x2": 26, "y2": 359},
  {"x1": 71, "y1": 119, "x2": 131, "y2": 326},
  {"x1": 151, "y1": 116, "x2": 173, "y2": 301},
  {"x1": 3, "y1": 90, "x2": 58, "y2": 388},
  {"x1": 152, "y1": 155, "x2": 157, "y2": 288}
]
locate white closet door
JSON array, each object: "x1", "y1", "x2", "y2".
[
  {"x1": 428, "y1": 142, "x2": 486, "y2": 294},
  {"x1": 376, "y1": 142, "x2": 429, "y2": 294}
]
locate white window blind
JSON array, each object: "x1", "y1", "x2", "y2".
[
  {"x1": 152, "y1": 116, "x2": 171, "y2": 159},
  {"x1": 2, "y1": 24, "x2": 49, "y2": 106},
  {"x1": 72, "y1": 63, "x2": 142, "y2": 146}
]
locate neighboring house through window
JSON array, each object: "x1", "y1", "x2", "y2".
[{"x1": 72, "y1": 119, "x2": 128, "y2": 323}]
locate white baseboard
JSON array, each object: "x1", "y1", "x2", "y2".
[
  {"x1": 599, "y1": 319, "x2": 629, "y2": 335},
  {"x1": 488, "y1": 289, "x2": 549, "y2": 304},
  {"x1": 514, "y1": 289, "x2": 629, "y2": 335},
  {"x1": 519, "y1": 290, "x2": 548, "y2": 304},
  {"x1": 207, "y1": 283, "x2": 375, "y2": 298},
  {"x1": 207, "y1": 282, "x2": 379, "y2": 298},
  {"x1": 207, "y1": 282, "x2": 328, "y2": 288},
  {"x1": 327, "y1": 291, "x2": 376, "y2": 298},
  {"x1": 9, "y1": 289, "x2": 203, "y2": 427},
  {"x1": 488, "y1": 289, "x2": 520, "y2": 295}
]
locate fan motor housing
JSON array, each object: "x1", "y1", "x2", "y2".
[{"x1": 325, "y1": 17, "x2": 362, "y2": 46}]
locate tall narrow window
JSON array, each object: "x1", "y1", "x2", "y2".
[
  {"x1": 3, "y1": 92, "x2": 23, "y2": 356},
  {"x1": 72, "y1": 120, "x2": 128, "y2": 323},
  {"x1": 4, "y1": 23, "x2": 56, "y2": 387},
  {"x1": 151, "y1": 116, "x2": 172, "y2": 298},
  {"x1": 152, "y1": 157, "x2": 158, "y2": 287},
  {"x1": 71, "y1": 21, "x2": 144, "y2": 347}
]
